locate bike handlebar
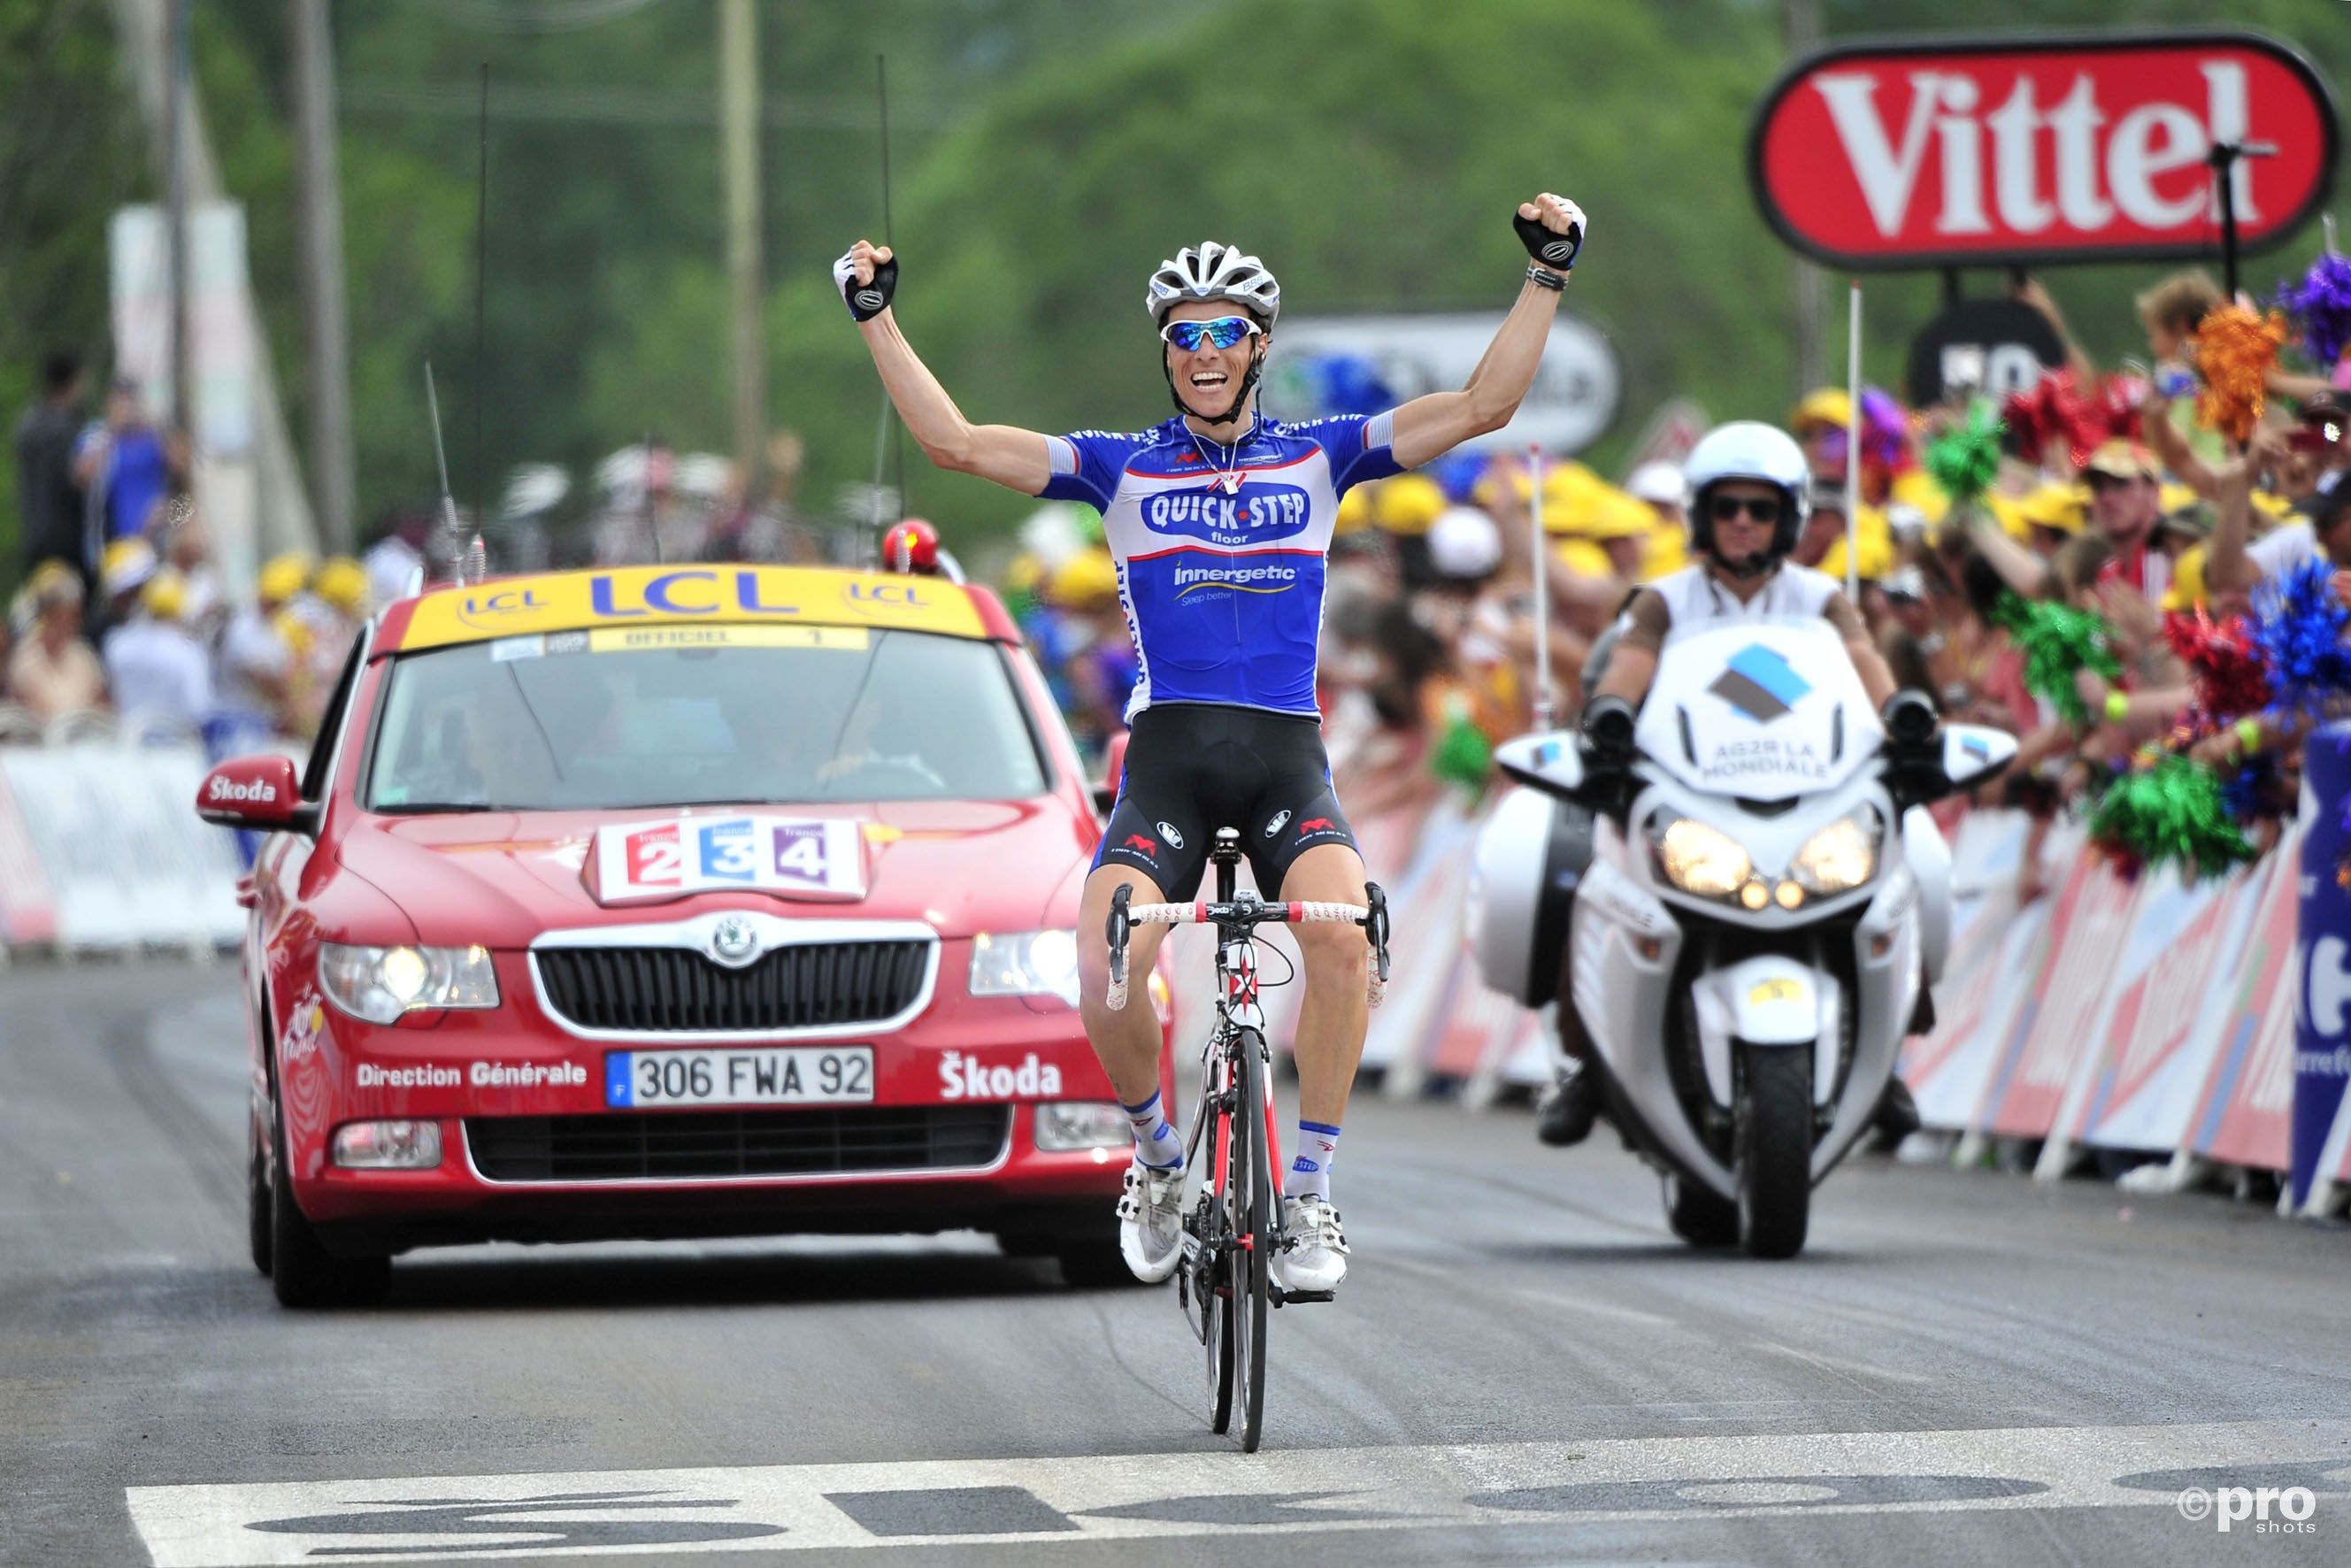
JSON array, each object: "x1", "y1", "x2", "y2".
[{"x1": 1105, "y1": 885, "x2": 1390, "y2": 1012}]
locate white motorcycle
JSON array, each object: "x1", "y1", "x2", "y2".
[{"x1": 1469, "y1": 618, "x2": 2014, "y2": 1257}]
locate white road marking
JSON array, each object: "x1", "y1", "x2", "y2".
[{"x1": 125, "y1": 1418, "x2": 2351, "y2": 1564}]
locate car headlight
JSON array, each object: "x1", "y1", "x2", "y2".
[
  {"x1": 1652, "y1": 818, "x2": 1753, "y2": 898},
  {"x1": 1791, "y1": 809, "x2": 1881, "y2": 895},
  {"x1": 1033, "y1": 1102, "x2": 1131, "y2": 1153},
  {"x1": 319, "y1": 943, "x2": 500, "y2": 1024},
  {"x1": 970, "y1": 929, "x2": 1081, "y2": 1008}
]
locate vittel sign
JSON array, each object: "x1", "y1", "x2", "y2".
[{"x1": 1749, "y1": 32, "x2": 2338, "y2": 267}]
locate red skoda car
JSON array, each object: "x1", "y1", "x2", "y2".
[{"x1": 197, "y1": 564, "x2": 1164, "y2": 1306}]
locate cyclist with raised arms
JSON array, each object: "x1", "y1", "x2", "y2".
[{"x1": 835, "y1": 193, "x2": 1587, "y2": 1293}]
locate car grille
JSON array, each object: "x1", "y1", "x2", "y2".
[
  {"x1": 533, "y1": 941, "x2": 932, "y2": 1034},
  {"x1": 466, "y1": 1105, "x2": 1011, "y2": 1182}
]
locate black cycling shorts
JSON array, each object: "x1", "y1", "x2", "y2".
[{"x1": 1094, "y1": 702, "x2": 1358, "y2": 901}]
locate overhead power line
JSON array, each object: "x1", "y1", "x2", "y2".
[{"x1": 340, "y1": 79, "x2": 949, "y2": 133}]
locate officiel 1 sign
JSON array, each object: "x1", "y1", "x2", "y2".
[{"x1": 1749, "y1": 32, "x2": 2338, "y2": 268}]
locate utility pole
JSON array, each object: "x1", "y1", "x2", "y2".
[
  {"x1": 164, "y1": 0, "x2": 191, "y2": 445},
  {"x1": 289, "y1": 0, "x2": 355, "y2": 551},
  {"x1": 718, "y1": 0, "x2": 766, "y2": 481},
  {"x1": 1786, "y1": 0, "x2": 1825, "y2": 396}
]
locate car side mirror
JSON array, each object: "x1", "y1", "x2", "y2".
[
  {"x1": 1493, "y1": 730, "x2": 1584, "y2": 799},
  {"x1": 1940, "y1": 723, "x2": 2017, "y2": 794},
  {"x1": 196, "y1": 754, "x2": 318, "y2": 836},
  {"x1": 1093, "y1": 729, "x2": 1130, "y2": 818}
]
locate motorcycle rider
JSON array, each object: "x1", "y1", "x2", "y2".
[{"x1": 1535, "y1": 420, "x2": 1903, "y2": 1146}]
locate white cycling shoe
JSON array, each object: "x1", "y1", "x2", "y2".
[
  {"x1": 1272, "y1": 1194, "x2": 1349, "y2": 1295},
  {"x1": 1117, "y1": 1161, "x2": 1185, "y2": 1284}
]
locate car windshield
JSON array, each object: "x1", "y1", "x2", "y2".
[{"x1": 364, "y1": 626, "x2": 1048, "y2": 811}]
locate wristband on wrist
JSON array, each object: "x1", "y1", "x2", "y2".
[
  {"x1": 1525, "y1": 263, "x2": 1568, "y2": 292},
  {"x1": 2234, "y1": 716, "x2": 2263, "y2": 755},
  {"x1": 2103, "y1": 689, "x2": 2130, "y2": 723}
]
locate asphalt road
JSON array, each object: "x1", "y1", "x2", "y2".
[{"x1": 4, "y1": 961, "x2": 2349, "y2": 1568}]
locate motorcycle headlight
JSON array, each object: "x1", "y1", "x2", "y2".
[
  {"x1": 970, "y1": 929, "x2": 1081, "y2": 1007},
  {"x1": 1652, "y1": 818, "x2": 1753, "y2": 898},
  {"x1": 319, "y1": 943, "x2": 500, "y2": 1025},
  {"x1": 1791, "y1": 809, "x2": 1882, "y2": 895}
]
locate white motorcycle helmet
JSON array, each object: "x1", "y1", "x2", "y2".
[
  {"x1": 1683, "y1": 420, "x2": 1809, "y2": 576},
  {"x1": 1145, "y1": 241, "x2": 1281, "y2": 327}
]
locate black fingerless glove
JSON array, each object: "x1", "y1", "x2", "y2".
[
  {"x1": 1513, "y1": 211, "x2": 1583, "y2": 272},
  {"x1": 1579, "y1": 694, "x2": 1636, "y2": 765},
  {"x1": 832, "y1": 249, "x2": 898, "y2": 322}
]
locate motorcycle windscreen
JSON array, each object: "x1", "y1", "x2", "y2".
[{"x1": 1634, "y1": 618, "x2": 1881, "y2": 802}]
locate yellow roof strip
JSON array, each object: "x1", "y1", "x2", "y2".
[{"x1": 396, "y1": 565, "x2": 986, "y2": 651}]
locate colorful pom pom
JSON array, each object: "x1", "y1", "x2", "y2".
[
  {"x1": 1924, "y1": 398, "x2": 2005, "y2": 509},
  {"x1": 1991, "y1": 591, "x2": 2120, "y2": 727},
  {"x1": 1860, "y1": 387, "x2": 1910, "y2": 473},
  {"x1": 2250, "y1": 557, "x2": 2351, "y2": 718},
  {"x1": 2278, "y1": 250, "x2": 2351, "y2": 372},
  {"x1": 2162, "y1": 610, "x2": 2271, "y2": 721},
  {"x1": 2192, "y1": 304, "x2": 2290, "y2": 444},
  {"x1": 2087, "y1": 754, "x2": 2256, "y2": 882}
]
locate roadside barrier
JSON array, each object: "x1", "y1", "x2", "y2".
[
  {"x1": 1157, "y1": 780, "x2": 2351, "y2": 1223},
  {"x1": 0, "y1": 719, "x2": 260, "y2": 958}
]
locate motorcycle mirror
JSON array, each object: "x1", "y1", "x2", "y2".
[
  {"x1": 1494, "y1": 730, "x2": 1584, "y2": 798},
  {"x1": 1940, "y1": 723, "x2": 2017, "y2": 793}
]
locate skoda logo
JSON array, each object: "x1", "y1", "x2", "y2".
[{"x1": 709, "y1": 916, "x2": 761, "y2": 967}]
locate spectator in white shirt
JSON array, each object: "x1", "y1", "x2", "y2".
[{"x1": 103, "y1": 568, "x2": 213, "y2": 729}]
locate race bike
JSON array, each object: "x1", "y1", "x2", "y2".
[{"x1": 1468, "y1": 618, "x2": 2014, "y2": 1257}]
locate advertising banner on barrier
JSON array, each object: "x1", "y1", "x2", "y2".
[
  {"x1": 1906, "y1": 897, "x2": 2049, "y2": 1132},
  {"x1": 2063, "y1": 857, "x2": 2269, "y2": 1156},
  {"x1": 0, "y1": 761, "x2": 58, "y2": 947},
  {"x1": 2293, "y1": 739, "x2": 2351, "y2": 1208},
  {"x1": 1983, "y1": 857, "x2": 2138, "y2": 1138},
  {"x1": 2187, "y1": 823, "x2": 2302, "y2": 1172}
]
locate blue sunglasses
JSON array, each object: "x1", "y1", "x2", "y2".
[{"x1": 1160, "y1": 315, "x2": 1263, "y2": 352}]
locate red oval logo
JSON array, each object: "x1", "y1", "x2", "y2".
[{"x1": 1749, "y1": 31, "x2": 2339, "y2": 268}]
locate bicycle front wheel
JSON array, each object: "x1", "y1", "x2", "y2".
[{"x1": 1232, "y1": 1026, "x2": 1275, "y2": 1451}]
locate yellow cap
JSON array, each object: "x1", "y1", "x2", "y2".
[
  {"x1": 1818, "y1": 505, "x2": 1897, "y2": 580},
  {"x1": 1047, "y1": 548, "x2": 1119, "y2": 611},
  {"x1": 258, "y1": 552, "x2": 313, "y2": 605},
  {"x1": 314, "y1": 557, "x2": 369, "y2": 616},
  {"x1": 1004, "y1": 553, "x2": 1045, "y2": 595},
  {"x1": 1335, "y1": 483, "x2": 1372, "y2": 536},
  {"x1": 1551, "y1": 538, "x2": 1619, "y2": 579},
  {"x1": 2017, "y1": 481, "x2": 2086, "y2": 535},
  {"x1": 1373, "y1": 473, "x2": 1447, "y2": 536},
  {"x1": 1792, "y1": 388, "x2": 1853, "y2": 432},
  {"x1": 2251, "y1": 488, "x2": 2293, "y2": 521},
  {"x1": 1888, "y1": 466, "x2": 1949, "y2": 526},
  {"x1": 2163, "y1": 541, "x2": 2209, "y2": 613},
  {"x1": 142, "y1": 567, "x2": 188, "y2": 622},
  {"x1": 1564, "y1": 487, "x2": 1656, "y2": 542},
  {"x1": 1638, "y1": 521, "x2": 1688, "y2": 580},
  {"x1": 26, "y1": 557, "x2": 82, "y2": 608}
]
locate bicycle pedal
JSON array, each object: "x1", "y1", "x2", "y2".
[{"x1": 1272, "y1": 1287, "x2": 1334, "y2": 1307}]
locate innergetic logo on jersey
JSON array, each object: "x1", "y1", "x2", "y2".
[
  {"x1": 1172, "y1": 561, "x2": 1299, "y2": 599},
  {"x1": 1142, "y1": 481, "x2": 1312, "y2": 546},
  {"x1": 1156, "y1": 821, "x2": 1185, "y2": 849},
  {"x1": 1710, "y1": 643, "x2": 1812, "y2": 723}
]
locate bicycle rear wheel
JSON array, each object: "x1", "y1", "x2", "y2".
[{"x1": 1232, "y1": 1027, "x2": 1274, "y2": 1451}]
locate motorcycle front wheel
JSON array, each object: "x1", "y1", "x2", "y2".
[{"x1": 1733, "y1": 1042, "x2": 1813, "y2": 1259}]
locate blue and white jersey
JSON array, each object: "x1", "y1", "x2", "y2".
[{"x1": 1041, "y1": 412, "x2": 1402, "y2": 718}]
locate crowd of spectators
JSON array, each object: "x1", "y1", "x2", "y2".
[{"x1": 1007, "y1": 267, "x2": 2351, "y2": 891}]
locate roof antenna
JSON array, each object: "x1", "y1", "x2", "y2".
[
  {"x1": 866, "y1": 52, "x2": 903, "y2": 560},
  {"x1": 468, "y1": 61, "x2": 491, "y2": 584},
  {"x1": 424, "y1": 361, "x2": 466, "y2": 585}
]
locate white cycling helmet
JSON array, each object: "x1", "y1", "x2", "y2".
[
  {"x1": 1146, "y1": 241, "x2": 1281, "y2": 327},
  {"x1": 1683, "y1": 420, "x2": 1809, "y2": 572}
]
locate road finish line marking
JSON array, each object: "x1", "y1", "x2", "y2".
[{"x1": 126, "y1": 1419, "x2": 2351, "y2": 1563}]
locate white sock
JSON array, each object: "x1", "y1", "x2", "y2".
[
  {"x1": 1287, "y1": 1119, "x2": 1341, "y2": 1202},
  {"x1": 1122, "y1": 1090, "x2": 1183, "y2": 1172}
]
